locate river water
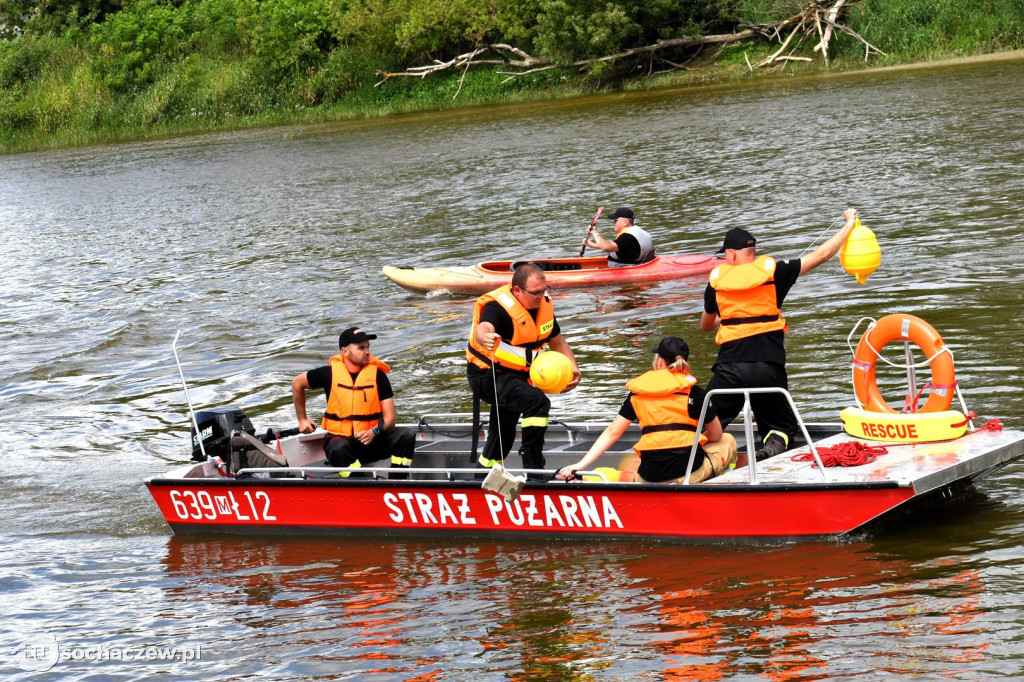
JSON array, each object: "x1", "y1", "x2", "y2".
[{"x1": 3, "y1": 56, "x2": 1024, "y2": 679}]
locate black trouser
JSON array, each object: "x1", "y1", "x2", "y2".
[
  {"x1": 467, "y1": 366, "x2": 550, "y2": 469},
  {"x1": 324, "y1": 427, "x2": 416, "y2": 478},
  {"x1": 706, "y1": 361, "x2": 797, "y2": 444}
]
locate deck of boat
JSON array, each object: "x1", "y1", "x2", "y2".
[{"x1": 168, "y1": 413, "x2": 1024, "y2": 494}]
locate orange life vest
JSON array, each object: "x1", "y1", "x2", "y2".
[
  {"x1": 466, "y1": 285, "x2": 555, "y2": 374},
  {"x1": 321, "y1": 354, "x2": 390, "y2": 436},
  {"x1": 626, "y1": 369, "x2": 707, "y2": 455},
  {"x1": 708, "y1": 255, "x2": 788, "y2": 345}
]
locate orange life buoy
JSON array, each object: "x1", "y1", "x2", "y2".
[{"x1": 852, "y1": 314, "x2": 956, "y2": 414}]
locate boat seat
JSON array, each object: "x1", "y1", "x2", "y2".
[{"x1": 510, "y1": 260, "x2": 583, "y2": 272}]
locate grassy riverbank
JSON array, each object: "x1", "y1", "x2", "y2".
[{"x1": 2, "y1": 0, "x2": 1023, "y2": 154}]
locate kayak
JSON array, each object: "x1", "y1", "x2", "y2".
[{"x1": 382, "y1": 253, "x2": 719, "y2": 295}]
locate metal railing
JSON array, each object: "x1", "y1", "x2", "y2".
[
  {"x1": 231, "y1": 466, "x2": 589, "y2": 481},
  {"x1": 684, "y1": 387, "x2": 828, "y2": 484}
]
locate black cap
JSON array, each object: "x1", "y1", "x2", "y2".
[
  {"x1": 652, "y1": 336, "x2": 690, "y2": 363},
  {"x1": 716, "y1": 228, "x2": 756, "y2": 254},
  {"x1": 339, "y1": 326, "x2": 377, "y2": 348},
  {"x1": 607, "y1": 207, "x2": 634, "y2": 222}
]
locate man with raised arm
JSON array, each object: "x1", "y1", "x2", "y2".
[{"x1": 700, "y1": 208, "x2": 859, "y2": 460}]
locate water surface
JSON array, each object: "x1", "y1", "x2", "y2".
[{"x1": 2, "y1": 57, "x2": 1024, "y2": 679}]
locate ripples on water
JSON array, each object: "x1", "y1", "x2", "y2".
[{"x1": 2, "y1": 58, "x2": 1024, "y2": 679}]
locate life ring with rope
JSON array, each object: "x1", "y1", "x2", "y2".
[{"x1": 852, "y1": 313, "x2": 956, "y2": 414}]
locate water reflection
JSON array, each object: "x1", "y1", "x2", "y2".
[{"x1": 161, "y1": 536, "x2": 991, "y2": 678}]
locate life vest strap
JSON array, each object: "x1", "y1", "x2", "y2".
[
  {"x1": 640, "y1": 423, "x2": 698, "y2": 435},
  {"x1": 335, "y1": 383, "x2": 376, "y2": 391},
  {"x1": 721, "y1": 314, "x2": 780, "y2": 326},
  {"x1": 324, "y1": 411, "x2": 383, "y2": 422},
  {"x1": 468, "y1": 345, "x2": 494, "y2": 367}
]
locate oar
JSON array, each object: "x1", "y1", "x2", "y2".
[{"x1": 578, "y1": 206, "x2": 605, "y2": 257}]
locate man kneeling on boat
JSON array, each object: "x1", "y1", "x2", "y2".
[
  {"x1": 557, "y1": 337, "x2": 737, "y2": 484},
  {"x1": 292, "y1": 326, "x2": 416, "y2": 479}
]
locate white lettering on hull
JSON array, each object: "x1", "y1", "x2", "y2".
[
  {"x1": 384, "y1": 492, "x2": 476, "y2": 525},
  {"x1": 394, "y1": 492, "x2": 623, "y2": 530},
  {"x1": 166, "y1": 487, "x2": 621, "y2": 530}
]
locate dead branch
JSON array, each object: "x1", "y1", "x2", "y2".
[
  {"x1": 755, "y1": 18, "x2": 804, "y2": 67},
  {"x1": 814, "y1": 0, "x2": 846, "y2": 61},
  {"x1": 375, "y1": 0, "x2": 884, "y2": 93}
]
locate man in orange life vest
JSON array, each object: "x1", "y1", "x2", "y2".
[
  {"x1": 581, "y1": 206, "x2": 656, "y2": 266},
  {"x1": 292, "y1": 327, "x2": 415, "y2": 478},
  {"x1": 466, "y1": 263, "x2": 581, "y2": 475},
  {"x1": 699, "y1": 208, "x2": 859, "y2": 460}
]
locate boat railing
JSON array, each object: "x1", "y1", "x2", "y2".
[
  {"x1": 417, "y1": 412, "x2": 635, "y2": 447},
  {"x1": 686, "y1": 387, "x2": 828, "y2": 484},
  {"x1": 229, "y1": 466, "x2": 613, "y2": 482}
]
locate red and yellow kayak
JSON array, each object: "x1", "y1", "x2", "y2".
[{"x1": 382, "y1": 254, "x2": 719, "y2": 295}]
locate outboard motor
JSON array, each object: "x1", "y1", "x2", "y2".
[{"x1": 190, "y1": 407, "x2": 254, "y2": 461}]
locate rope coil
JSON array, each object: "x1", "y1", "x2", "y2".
[{"x1": 792, "y1": 441, "x2": 888, "y2": 467}]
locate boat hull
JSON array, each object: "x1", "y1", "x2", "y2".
[
  {"x1": 146, "y1": 476, "x2": 915, "y2": 541},
  {"x1": 145, "y1": 421, "x2": 1024, "y2": 543},
  {"x1": 382, "y1": 254, "x2": 718, "y2": 295}
]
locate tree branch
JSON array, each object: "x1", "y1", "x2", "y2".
[{"x1": 375, "y1": 1, "x2": 883, "y2": 91}]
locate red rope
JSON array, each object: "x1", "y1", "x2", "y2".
[
  {"x1": 956, "y1": 410, "x2": 1004, "y2": 432},
  {"x1": 979, "y1": 418, "x2": 1003, "y2": 431},
  {"x1": 791, "y1": 441, "x2": 888, "y2": 467}
]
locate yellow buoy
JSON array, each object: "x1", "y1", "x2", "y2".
[
  {"x1": 839, "y1": 218, "x2": 881, "y2": 285},
  {"x1": 529, "y1": 351, "x2": 573, "y2": 394}
]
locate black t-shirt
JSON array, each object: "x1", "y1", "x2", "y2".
[
  {"x1": 612, "y1": 233, "x2": 641, "y2": 263},
  {"x1": 703, "y1": 258, "x2": 801, "y2": 366},
  {"x1": 306, "y1": 364, "x2": 394, "y2": 402},
  {"x1": 618, "y1": 384, "x2": 717, "y2": 482},
  {"x1": 468, "y1": 300, "x2": 562, "y2": 376}
]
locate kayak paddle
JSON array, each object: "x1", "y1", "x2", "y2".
[{"x1": 578, "y1": 206, "x2": 604, "y2": 257}]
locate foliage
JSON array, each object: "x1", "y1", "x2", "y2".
[
  {"x1": 0, "y1": 0, "x2": 122, "y2": 35},
  {"x1": 850, "y1": 0, "x2": 1024, "y2": 57},
  {"x1": 245, "y1": 0, "x2": 335, "y2": 86},
  {"x1": 531, "y1": 0, "x2": 739, "y2": 67},
  {"x1": 89, "y1": 0, "x2": 187, "y2": 91},
  {"x1": 2, "y1": 0, "x2": 1024, "y2": 152}
]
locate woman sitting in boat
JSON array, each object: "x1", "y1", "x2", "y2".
[
  {"x1": 557, "y1": 336, "x2": 737, "y2": 483},
  {"x1": 581, "y1": 206, "x2": 655, "y2": 266}
]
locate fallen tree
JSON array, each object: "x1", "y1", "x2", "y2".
[{"x1": 376, "y1": 0, "x2": 885, "y2": 94}]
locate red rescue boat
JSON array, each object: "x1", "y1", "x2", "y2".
[
  {"x1": 381, "y1": 253, "x2": 718, "y2": 295},
  {"x1": 145, "y1": 411, "x2": 1024, "y2": 543}
]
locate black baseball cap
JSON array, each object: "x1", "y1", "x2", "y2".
[
  {"x1": 607, "y1": 206, "x2": 634, "y2": 221},
  {"x1": 652, "y1": 336, "x2": 690, "y2": 363},
  {"x1": 716, "y1": 228, "x2": 757, "y2": 254},
  {"x1": 339, "y1": 327, "x2": 377, "y2": 348}
]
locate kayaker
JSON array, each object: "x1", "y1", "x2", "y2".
[
  {"x1": 699, "y1": 208, "x2": 860, "y2": 460},
  {"x1": 291, "y1": 326, "x2": 416, "y2": 478},
  {"x1": 581, "y1": 206, "x2": 656, "y2": 266},
  {"x1": 556, "y1": 336, "x2": 736, "y2": 483},
  {"x1": 467, "y1": 263, "x2": 581, "y2": 477}
]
